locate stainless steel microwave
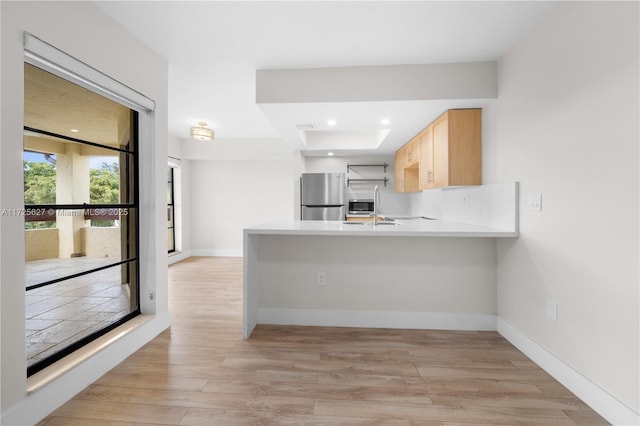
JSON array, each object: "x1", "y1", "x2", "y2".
[{"x1": 348, "y1": 199, "x2": 374, "y2": 214}]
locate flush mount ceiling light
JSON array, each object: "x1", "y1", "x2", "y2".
[
  {"x1": 190, "y1": 121, "x2": 214, "y2": 140},
  {"x1": 327, "y1": 119, "x2": 337, "y2": 126},
  {"x1": 380, "y1": 118, "x2": 391, "y2": 125}
]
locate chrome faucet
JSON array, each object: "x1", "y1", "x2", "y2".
[{"x1": 372, "y1": 185, "x2": 380, "y2": 227}]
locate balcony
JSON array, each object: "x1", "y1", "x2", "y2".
[{"x1": 26, "y1": 227, "x2": 132, "y2": 367}]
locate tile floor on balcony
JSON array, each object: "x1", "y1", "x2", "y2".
[{"x1": 26, "y1": 257, "x2": 132, "y2": 367}]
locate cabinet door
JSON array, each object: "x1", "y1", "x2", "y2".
[
  {"x1": 419, "y1": 126, "x2": 434, "y2": 190},
  {"x1": 447, "y1": 109, "x2": 482, "y2": 186},
  {"x1": 394, "y1": 149, "x2": 405, "y2": 192},
  {"x1": 404, "y1": 167, "x2": 420, "y2": 192},
  {"x1": 406, "y1": 137, "x2": 420, "y2": 166},
  {"x1": 432, "y1": 115, "x2": 449, "y2": 188}
]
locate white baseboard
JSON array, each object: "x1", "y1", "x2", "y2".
[
  {"x1": 168, "y1": 250, "x2": 192, "y2": 265},
  {"x1": 190, "y1": 249, "x2": 243, "y2": 257},
  {"x1": 258, "y1": 308, "x2": 497, "y2": 331},
  {"x1": 2, "y1": 312, "x2": 170, "y2": 426},
  {"x1": 497, "y1": 318, "x2": 639, "y2": 426}
]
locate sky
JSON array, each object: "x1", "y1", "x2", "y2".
[{"x1": 23, "y1": 151, "x2": 117, "y2": 169}]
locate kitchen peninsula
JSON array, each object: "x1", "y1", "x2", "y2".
[{"x1": 243, "y1": 183, "x2": 519, "y2": 338}]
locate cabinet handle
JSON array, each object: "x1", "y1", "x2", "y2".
[{"x1": 428, "y1": 170, "x2": 433, "y2": 184}]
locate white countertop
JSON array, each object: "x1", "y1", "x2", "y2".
[{"x1": 245, "y1": 218, "x2": 518, "y2": 238}]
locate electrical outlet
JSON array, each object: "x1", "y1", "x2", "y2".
[
  {"x1": 527, "y1": 193, "x2": 542, "y2": 211},
  {"x1": 546, "y1": 298, "x2": 558, "y2": 320},
  {"x1": 316, "y1": 272, "x2": 327, "y2": 286}
]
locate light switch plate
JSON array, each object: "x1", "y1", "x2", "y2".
[
  {"x1": 527, "y1": 193, "x2": 542, "y2": 211},
  {"x1": 316, "y1": 272, "x2": 327, "y2": 286}
]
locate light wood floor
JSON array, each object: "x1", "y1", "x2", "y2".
[{"x1": 39, "y1": 256, "x2": 608, "y2": 425}]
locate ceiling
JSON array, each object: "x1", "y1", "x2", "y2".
[
  {"x1": 94, "y1": 1, "x2": 555, "y2": 155},
  {"x1": 24, "y1": 63, "x2": 131, "y2": 151}
]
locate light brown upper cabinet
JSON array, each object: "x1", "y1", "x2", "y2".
[
  {"x1": 418, "y1": 126, "x2": 434, "y2": 190},
  {"x1": 394, "y1": 139, "x2": 421, "y2": 192},
  {"x1": 394, "y1": 146, "x2": 406, "y2": 192},
  {"x1": 430, "y1": 109, "x2": 482, "y2": 189},
  {"x1": 405, "y1": 136, "x2": 420, "y2": 167},
  {"x1": 404, "y1": 136, "x2": 420, "y2": 192},
  {"x1": 395, "y1": 108, "x2": 482, "y2": 192}
]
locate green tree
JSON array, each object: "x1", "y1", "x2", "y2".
[
  {"x1": 90, "y1": 162, "x2": 120, "y2": 227},
  {"x1": 24, "y1": 160, "x2": 56, "y2": 229},
  {"x1": 90, "y1": 162, "x2": 119, "y2": 204},
  {"x1": 23, "y1": 159, "x2": 122, "y2": 228},
  {"x1": 23, "y1": 160, "x2": 56, "y2": 205}
]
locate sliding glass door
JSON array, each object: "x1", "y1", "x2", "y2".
[{"x1": 24, "y1": 63, "x2": 140, "y2": 376}]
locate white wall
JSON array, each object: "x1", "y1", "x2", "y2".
[
  {"x1": 484, "y1": 1, "x2": 639, "y2": 420},
  {"x1": 168, "y1": 134, "x2": 182, "y2": 160},
  {"x1": 257, "y1": 234, "x2": 497, "y2": 329},
  {"x1": 181, "y1": 137, "x2": 298, "y2": 256},
  {"x1": 189, "y1": 159, "x2": 295, "y2": 256},
  {"x1": 1, "y1": 1, "x2": 169, "y2": 423},
  {"x1": 181, "y1": 160, "x2": 192, "y2": 253},
  {"x1": 168, "y1": 134, "x2": 192, "y2": 263}
]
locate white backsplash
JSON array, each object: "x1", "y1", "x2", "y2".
[{"x1": 413, "y1": 182, "x2": 519, "y2": 232}]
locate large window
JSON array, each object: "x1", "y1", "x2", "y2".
[{"x1": 24, "y1": 63, "x2": 140, "y2": 376}]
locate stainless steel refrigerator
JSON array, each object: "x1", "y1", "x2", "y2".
[{"x1": 300, "y1": 173, "x2": 346, "y2": 220}]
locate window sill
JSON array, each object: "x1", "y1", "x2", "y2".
[{"x1": 27, "y1": 314, "x2": 153, "y2": 394}]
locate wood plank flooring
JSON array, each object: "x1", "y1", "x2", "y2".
[{"x1": 39, "y1": 256, "x2": 608, "y2": 425}]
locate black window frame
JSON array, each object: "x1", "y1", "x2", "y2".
[
  {"x1": 24, "y1": 119, "x2": 141, "y2": 377},
  {"x1": 167, "y1": 166, "x2": 176, "y2": 254}
]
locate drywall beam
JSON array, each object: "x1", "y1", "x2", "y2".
[{"x1": 256, "y1": 62, "x2": 497, "y2": 103}]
